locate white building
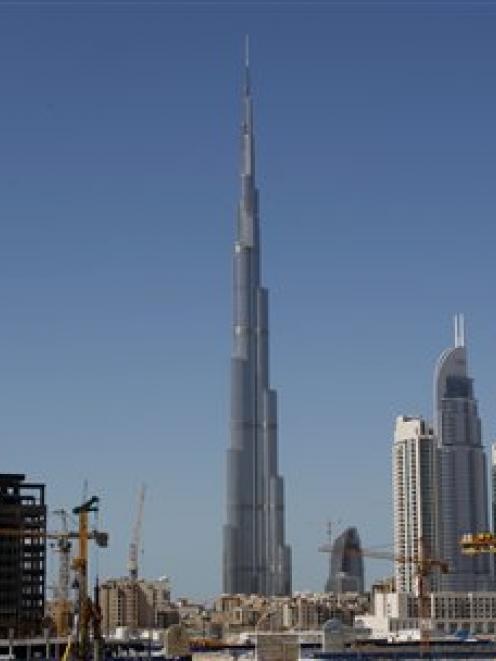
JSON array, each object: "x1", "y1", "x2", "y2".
[
  {"x1": 359, "y1": 590, "x2": 496, "y2": 639},
  {"x1": 393, "y1": 416, "x2": 437, "y2": 593},
  {"x1": 357, "y1": 591, "x2": 419, "y2": 640}
]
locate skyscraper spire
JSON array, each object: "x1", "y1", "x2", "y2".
[
  {"x1": 454, "y1": 312, "x2": 465, "y2": 348},
  {"x1": 241, "y1": 38, "x2": 254, "y2": 184},
  {"x1": 244, "y1": 34, "x2": 250, "y2": 85},
  {"x1": 223, "y1": 43, "x2": 292, "y2": 597}
]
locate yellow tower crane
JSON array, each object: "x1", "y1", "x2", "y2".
[
  {"x1": 0, "y1": 495, "x2": 108, "y2": 660},
  {"x1": 460, "y1": 532, "x2": 496, "y2": 554},
  {"x1": 72, "y1": 496, "x2": 106, "y2": 661}
]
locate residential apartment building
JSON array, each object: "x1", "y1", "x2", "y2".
[
  {"x1": 393, "y1": 416, "x2": 437, "y2": 594},
  {"x1": 100, "y1": 577, "x2": 173, "y2": 635}
]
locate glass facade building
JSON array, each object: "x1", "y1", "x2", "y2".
[
  {"x1": 222, "y1": 46, "x2": 291, "y2": 597},
  {"x1": 434, "y1": 316, "x2": 491, "y2": 591},
  {"x1": 325, "y1": 527, "x2": 364, "y2": 594}
]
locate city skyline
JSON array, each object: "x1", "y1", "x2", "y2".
[{"x1": 1, "y1": 4, "x2": 496, "y2": 598}]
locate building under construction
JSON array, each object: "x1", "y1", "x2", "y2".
[{"x1": 0, "y1": 474, "x2": 47, "y2": 638}]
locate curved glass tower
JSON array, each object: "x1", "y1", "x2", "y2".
[
  {"x1": 222, "y1": 45, "x2": 292, "y2": 596},
  {"x1": 434, "y1": 315, "x2": 491, "y2": 591},
  {"x1": 325, "y1": 527, "x2": 364, "y2": 594}
]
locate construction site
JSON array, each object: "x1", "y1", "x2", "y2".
[
  {"x1": 5, "y1": 473, "x2": 496, "y2": 660},
  {"x1": 0, "y1": 473, "x2": 109, "y2": 659},
  {"x1": 0, "y1": 477, "x2": 190, "y2": 659}
]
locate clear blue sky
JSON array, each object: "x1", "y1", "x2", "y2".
[{"x1": 1, "y1": 0, "x2": 495, "y2": 599}]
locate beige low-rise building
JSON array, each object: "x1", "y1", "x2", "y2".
[
  {"x1": 100, "y1": 576, "x2": 174, "y2": 636},
  {"x1": 208, "y1": 592, "x2": 369, "y2": 637}
]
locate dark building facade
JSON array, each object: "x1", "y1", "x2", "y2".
[
  {"x1": 0, "y1": 474, "x2": 46, "y2": 638},
  {"x1": 325, "y1": 527, "x2": 364, "y2": 594}
]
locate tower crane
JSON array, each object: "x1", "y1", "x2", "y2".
[
  {"x1": 460, "y1": 532, "x2": 496, "y2": 554},
  {"x1": 322, "y1": 519, "x2": 341, "y2": 592},
  {"x1": 0, "y1": 496, "x2": 108, "y2": 659},
  {"x1": 52, "y1": 509, "x2": 72, "y2": 636},
  {"x1": 319, "y1": 537, "x2": 448, "y2": 651},
  {"x1": 53, "y1": 509, "x2": 71, "y2": 600},
  {"x1": 72, "y1": 495, "x2": 104, "y2": 660},
  {"x1": 128, "y1": 484, "x2": 146, "y2": 581}
]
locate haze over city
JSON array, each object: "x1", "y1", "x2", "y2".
[{"x1": 1, "y1": 0, "x2": 496, "y2": 601}]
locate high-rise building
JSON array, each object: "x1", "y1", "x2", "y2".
[
  {"x1": 325, "y1": 527, "x2": 364, "y2": 594},
  {"x1": 491, "y1": 443, "x2": 496, "y2": 536},
  {"x1": 222, "y1": 43, "x2": 292, "y2": 596},
  {"x1": 490, "y1": 443, "x2": 496, "y2": 581},
  {"x1": 434, "y1": 315, "x2": 491, "y2": 591},
  {"x1": 392, "y1": 416, "x2": 437, "y2": 594},
  {"x1": 0, "y1": 474, "x2": 46, "y2": 638}
]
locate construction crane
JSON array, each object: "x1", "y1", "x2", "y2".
[
  {"x1": 460, "y1": 532, "x2": 496, "y2": 554},
  {"x1": 52, "y1": 509, "x2": 72, "y2": 636},
  {"x1": 72, "y1": 495, "x2": 105, "y2": 660},
  {"x1": 321, "y1": 519, "x2": 341, "y2": 592},
  {"x1": 128, "y1": 484, "x2": 146, "y2": 581},
  {"x1": 319, "y1": 537, "x2": 448, "y2": 650},
  {"x1": 53, "y1": 509, "x2": 71, "y2": 600},
  {"x1": 0, "y1": 497, "x2": 108, "y2": 659},
  {"x1": 0, "y1": 512, "x2": 108, "y2": 659}
]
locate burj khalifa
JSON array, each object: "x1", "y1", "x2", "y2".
[{"x1": 222, "y1": 44, "x2": 292, "y2": 597}]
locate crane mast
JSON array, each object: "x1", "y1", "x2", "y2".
[
  {"x1": 72, "y1": 495, "x2": 103, "y2": 660},
  {"x1": 53, "y1": 509, "x2": 71, "y2": 601},
  {"x1": 0, "y1": 496, "x2": 108, "y2": 658},
  {"x1": 128, "y1": 484, "x2": 146, "y2": 581},
  {"x1": 52, "y1": 509, "x2": 72, "y2": 637}
]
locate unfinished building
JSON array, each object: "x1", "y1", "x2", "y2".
[{"x1": 0, "y1": 474, "x2": 46, "y2": 638}]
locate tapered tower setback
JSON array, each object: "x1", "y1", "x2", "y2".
[
  {"x1": 435, "y1": 315, "x2": 492, "y2": 591},
  {"x1": 223, "y1": 46, "x2": 292, "y2": 596}
]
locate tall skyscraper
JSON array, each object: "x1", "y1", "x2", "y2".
[
  {"x1": 222, "y1": 44, "x2": 292, "y2": 597},
  {"x1": 491, "y1": 443, "x2": 496, "y2": 581},
  {"x1": 392, "y1": 416, "x2": 437, "y2": 594},
  {"x1": 434, "y1": 315, "x2": 491, "y2": 591},
  {"x1": 492, "y1": 443, "x2": 496, "y2": 536},
  {"x1": 325, "y1": 527, "x2": 364, "y2": 594}
]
